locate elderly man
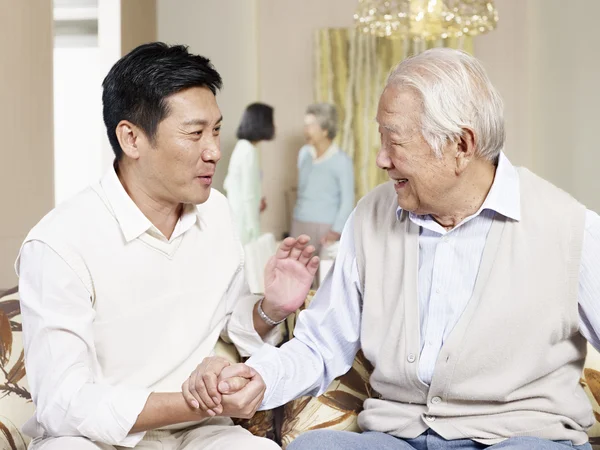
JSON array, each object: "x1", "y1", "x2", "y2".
[
  {"x1": 16, "y1": 42, "x2": 318, "y2": 450},
  {"x1": 184, "y1": 48, "x2": 600, "y2": 449}
]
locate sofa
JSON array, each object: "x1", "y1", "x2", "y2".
[{"x1": 2, "y1": 287, "x2": 600, "y2": 449}]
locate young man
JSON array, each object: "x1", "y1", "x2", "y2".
[{"x1": 16, "y1": 42, "x2": 318, "y2": 450}]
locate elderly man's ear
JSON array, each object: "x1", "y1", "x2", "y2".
[{"x1": 455, "y1": 127, "x2": 477, "y2": 174}]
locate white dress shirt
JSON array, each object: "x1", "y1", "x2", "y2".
[
  {"x1": 247, "y1": 153, "x2": 600, "y2": 409},
  {"x1": 16, "y1": 168, "x2": 275, "y2": 447}
]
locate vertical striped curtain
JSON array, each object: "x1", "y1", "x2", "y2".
[{"x1": 314, "y1": 29, "x2": 473, "y2": 200}]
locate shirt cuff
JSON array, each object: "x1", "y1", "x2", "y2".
[
  {"x1": 246, "y1": 344, "x2": 285, "y2": 409},
  {"x1": 227, "y1": 295, "x2": 283, "y2": 358},
  {"x1": 77, "y1": 385, "x2": 152, "y2": 447}
]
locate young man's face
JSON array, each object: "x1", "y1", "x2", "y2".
[{"x1": 136, "y1": 86, "x2": 223, "y2": 206}]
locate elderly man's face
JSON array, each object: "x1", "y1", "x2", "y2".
[{"x1": 376, "y1": 86, "x2": 458, "y2": 216}]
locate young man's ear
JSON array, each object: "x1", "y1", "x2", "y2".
[{"x1": 115, "y1": 120, "x2": 143, "y2": 160}]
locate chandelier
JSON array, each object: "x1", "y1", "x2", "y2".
[{"x1": 354, "y1": 0, "x2": 498, "y2": 40}]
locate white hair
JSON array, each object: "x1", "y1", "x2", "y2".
[
  {"x1": 386, "y1": 48, "x2": 505, "y2": 161},
  {"x1": 306, "y1": 103, "x2": 338, "y2": 140}
]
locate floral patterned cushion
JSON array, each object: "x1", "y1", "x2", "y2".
[
  {"x1": 4, "y1": 286, "x2": 600, "y2": 450},
  {"x1": 0, "y1": 287, "x2": 31, "y2": 450},
  {"x1": 213, "y1": 339, "x2": 278, "y2": 442},
  {"x1": 274, "y1": 291, "x2": 373, "y2": 449},
  {"x1": 581, "y1": 343, "x2": 600, "y2": 448}
]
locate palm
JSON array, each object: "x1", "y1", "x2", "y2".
[{"x1": 263, "y1": 236, "x2": 319, "y2": 315}]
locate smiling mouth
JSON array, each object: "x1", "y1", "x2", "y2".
[{"x1": 394, "y1": 178, "x2": 408, "y2": 184}]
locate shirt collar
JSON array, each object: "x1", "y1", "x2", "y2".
[
  {"x1": 396, "y1": 151, "x2": 521, "y2": 224},
  {"x1": 100, "y1": 166, "x2": 200, "y2": 242},
  {"x1": 481, "y1": 151, "x2": 521, "y2": 221},
  {"x1": 308, "y1": 143, "x2": 340, "y2": 163}
]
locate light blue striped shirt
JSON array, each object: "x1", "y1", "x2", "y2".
[{"x1": 247, "y1": 153, "x2": 600, "y2": 409}]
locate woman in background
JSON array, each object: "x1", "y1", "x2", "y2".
[
  {"x1": 292, "y1": 103, "x2": 355, "y2": 256},
  {"x1": 224, "y1": 103, "x2": 275, "y2": 245}
]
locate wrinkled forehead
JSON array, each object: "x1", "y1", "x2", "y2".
[{"x1": 376, "y1": 86, "x2": 421, "y2": 136}]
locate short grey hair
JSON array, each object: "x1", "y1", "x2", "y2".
[
  {"x1": 306, "y1": 103, "x2": 338, "y2": 140},
  {"x1": 386, "y1": 48, "x2": 505, "y2": 161}
]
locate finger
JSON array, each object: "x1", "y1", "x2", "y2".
[
  {"x1": 202, "y1": 372, "x2": 222, "y2": 407},
  {"x1": 275, "y1": 237, "x2": 297, "y2": 259},
  {"x1": 212, "y1": 403, "x2": 223, "y2": 415},
  {"x1": 182, "y1": 379, "x2": 199, "y2": 410},
  {"x1": 218, "y1": 376, "x2": 250, "y2": 394},
  {"x1": 298, "y1": 245, "x2": 315, "y2": 265},
  {"x1": 188, "y1": 370, "x2": 210, "y2": 412},
  {"x1": 198, "y1": 372, "x2": 219, "y2": 410},
  {"x1": 203, "y1": 358, "x2": 231, "y2": 404},
  {"x1": 218, "y1": 364, "x2": 256, "y2": 388},
  {"x1": 226, "y1": 377, "x2": 264, "y2": 408},
  {"x1": 289, "y1": 239, "x2": 309, "y2": 260},
  {"x1": 189, "y1": 382, "x2": 214, "y2": 414},
  {"x1": 307, "y1": 256, "x2": 320, "y2": 276}
]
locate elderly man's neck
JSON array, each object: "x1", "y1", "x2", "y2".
[
  {"x1": 431, "y1": 158, "x2": 497, "y2": 231},
  {"x1": 116, "y1": 162, "x2": 183, "y2": 239}
]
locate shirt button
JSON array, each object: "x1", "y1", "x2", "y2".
[
  {"x1": 425, "y1": 415, "x2": 436, "y2": 422},
  {"x1": 431, "y1": 396, "x2": 442, "y2": 404},
  {"x1": 435, "y1": 288, "x2": 441, "y2": 294},
  {"x1": 407, "y1": 353, "x2": 416, "y2": 363}
]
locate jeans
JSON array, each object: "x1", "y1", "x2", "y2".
[{"x1": 287, "y1": 429, "x2": 594, "y2": 450}]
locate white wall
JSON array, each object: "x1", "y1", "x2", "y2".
[
  {"x1": 54, "y1": 0, "x2": 158, "y2": 205},
  {"x1": 54, "y1": 47, "x2": 104, "y2": 204}
]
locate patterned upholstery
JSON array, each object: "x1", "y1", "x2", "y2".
[{"x1": 2, "y1": 287, "x2": 600, "y2": 450}]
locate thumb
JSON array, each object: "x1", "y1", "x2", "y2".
[
  {"x1": 219, "y1": 363, "x2": 256, "y2": 382},
  {"x1": 218, "y1": 376, "x2": 250, "y2": 394}
]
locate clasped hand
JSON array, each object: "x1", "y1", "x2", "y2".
[{"x1": 182, "y1": 357, "x2": 263, "y2": 419}]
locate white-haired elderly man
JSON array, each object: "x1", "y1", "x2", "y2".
[{"x1": 181, "y1": 48, "x2": 600, "y2": 449}]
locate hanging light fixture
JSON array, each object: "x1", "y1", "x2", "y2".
[{"x1": 354, "y1": 0, "x2": 498, "y2": 40}]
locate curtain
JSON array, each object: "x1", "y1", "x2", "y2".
[{"x1": 314, "y1": 29, "x2": 473, "y2": 200}]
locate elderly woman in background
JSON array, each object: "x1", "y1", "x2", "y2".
[
  {"x1": 224, "y1": 103, "x2": 275, "y2": 245},
  {"x1": 292, "y1": 103, "x2": 355, "y2": 256}
]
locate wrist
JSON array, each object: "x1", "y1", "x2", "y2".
[{"x1": 257, "y1": 297, "x2": 288, "y2": 325}]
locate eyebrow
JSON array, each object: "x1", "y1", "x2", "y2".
[
  {"x1": 379, "y1": 123, "x2": 404, "y2": 136},
  {"x1": 182, "y1": 116, "x2": 223, "y2": 127}
]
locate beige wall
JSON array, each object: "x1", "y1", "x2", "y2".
[
  {"x1": 99, "y1": 0, "x2": 158, "y2": 171},
  {"x1": 121, "y1": 0, "x2": 158, "y2": 55},
  {"x1": 476, "y1": 0, "x2": 600, "y2": 213},
  {"x1": 257, "y1": 0, "x2": 356, "y2": 238},
  {"x1": 0, "y1": 2, "x2": 54, "y2": 287},
  {"x1": 157, "y1": 0, "x2": 600, "y2": 239},
  {"x1": 157, "y1": 0, "x2": 259, "y2": 198},
  {"x1": 157, "y1": 0, "x2": 356, "y2": 239}
]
